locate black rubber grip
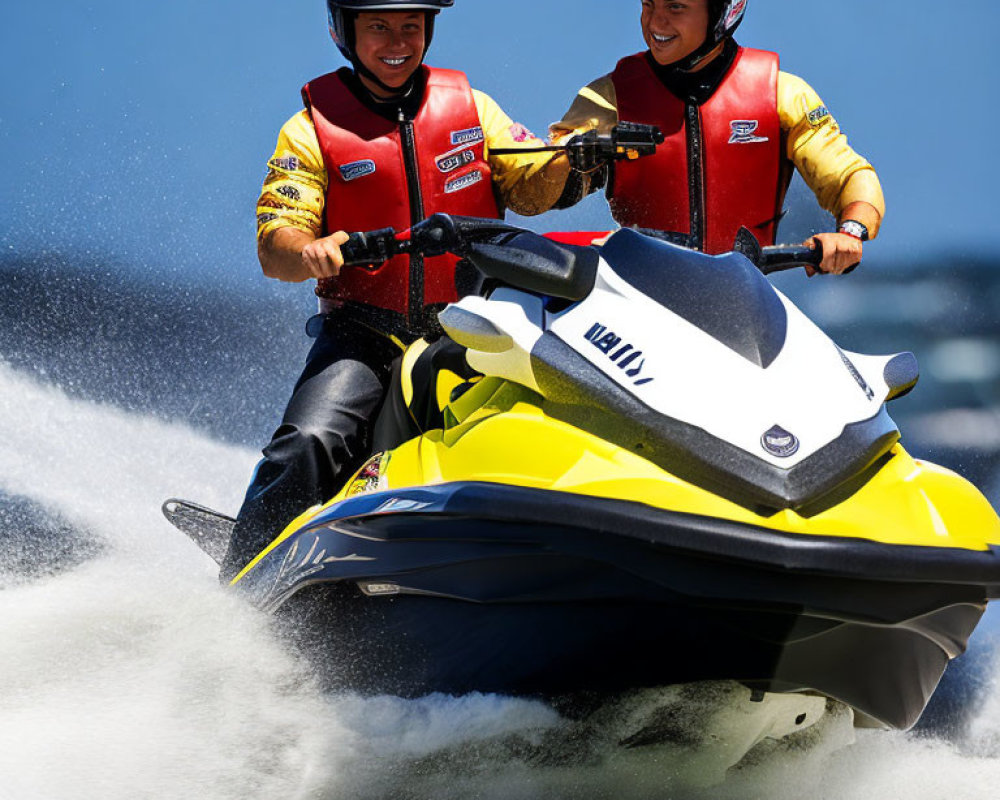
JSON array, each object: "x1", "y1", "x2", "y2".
[
  {"x1": 340, "y1": 228, "x2": 397, "y2": 267},
  {"x1": 759, "y1": 244, "x2": 824, "y2": 275}
]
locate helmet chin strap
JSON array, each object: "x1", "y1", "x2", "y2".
[{"x1": 666, "y1": 39, "x2": 726, "y2": 74}]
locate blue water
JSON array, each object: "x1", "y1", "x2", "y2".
[{"x1": 1, "y1": 250, "x2": 999, "y2": 799}]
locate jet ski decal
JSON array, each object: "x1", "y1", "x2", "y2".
[
  {"x1": 584, "y1": 322, "x2": 654, "y2": 386},
  {"x1": 345, "y1": 453, "x2": 390, "y2": 497},
  {"x1": 761, "y1": 425, "x2": 800, "y2": 458},
  {"x1": 838, "y1": 348, "x2": 876, "y2": 400},
  {"x1": 253, "y1": 532, "x2": 377, "y2": 611}
]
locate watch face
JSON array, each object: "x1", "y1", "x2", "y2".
[{"x1": 840, "y1": 220, "x2": 869, "y2": 241}]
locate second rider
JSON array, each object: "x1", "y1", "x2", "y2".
[{"x1": 551, "y1": 0, "x2": 886, "y2": 275}]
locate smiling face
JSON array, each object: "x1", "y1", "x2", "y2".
[
  {"x1": 352, "y1": 11, "x2": 426, "y2": 94},
  {"x1": 641, "y1": 0, "x2": 711, "y2": 66}
]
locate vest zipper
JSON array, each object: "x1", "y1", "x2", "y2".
[
  {"x1": 685, "y1": 104, "x2": 705, "y2": 251},
  {"x1": 399, "y1": 109, "x2": 426, "y2": 330}
]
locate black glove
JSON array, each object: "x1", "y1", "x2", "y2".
[{"x1": 565, "y1": 130, "x2": 607, "y2": 173}]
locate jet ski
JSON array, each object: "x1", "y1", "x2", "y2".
[{"x1": 164, "y1": 214, "x2": 1000, "y2": 735}]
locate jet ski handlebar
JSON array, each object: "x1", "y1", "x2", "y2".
[
  {"x1": 340, "y1": 215, "x2": 829, "y2": 280},
  {"x1": 758, "y1": 244, "x2": 825, "y2": 275},
  {"x1": 339, "y1": 214, "x2": 529, "y2": 267},
  {"x1": 340, "y1": 215, "x2": 597, "y2": 300},
  {"x1": 488, "y1": 122, "x2": 665, "y2": 172}
]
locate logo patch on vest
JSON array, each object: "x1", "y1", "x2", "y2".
[
  {"x1": 338, "y1": 159, "x2": 376, "y2": 182},
  {"x1": 444, "y1": 170, "x2": 484, "y2": 194},
  {"x1": 807, "y1": 105, "x2": 831, "y2": 127},
  {"x1": 450, "y1": 126, "x2": 484, "y2": 146},
  {"x1": 436, "y1": 147, "x2": 476, "y2": 174},
  {"x1": 728, "y1": 120, "x2": 769, "y2": 144}
]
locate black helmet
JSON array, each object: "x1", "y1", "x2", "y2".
[
  {"x1": 327, "y1": 0, "x2": 454, "y2": 62},
  {"x1": 674, "y1": 0, "x2": 747, "y2": 71}
]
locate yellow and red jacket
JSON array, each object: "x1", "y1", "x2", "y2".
[
  {"x1": 551, "y1": 52, "x2": 885, "y2": 252},
  {"x1": 258, "y1": 68, "x2": 567, "y2": 334},
  {"x1": 612, "y1": 48, "x2": 785, "y2": 253},
  {"x1": 304, "y1": 67, "x2": 500, "y2": 328}
]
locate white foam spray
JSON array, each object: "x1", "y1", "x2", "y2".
[{"x1": 2, "y1": 361, "x2": 1000, "y2": 800}]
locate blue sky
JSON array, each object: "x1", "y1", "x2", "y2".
[{"x1": 3, "y1": 1, "x2": 999, "y2": 290}]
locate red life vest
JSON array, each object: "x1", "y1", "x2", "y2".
[
  {"x1": 610, "y1": 48, "x2": 790, "y2": 254},
  {"x1": 303, "y1": 67, "x2": 501, "y2": 332}
]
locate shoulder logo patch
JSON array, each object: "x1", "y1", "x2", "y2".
[
  {"x1": 729, "y1": 120, "x2": 769, "y2": 144},
  {"x1": 269, "y1": 156, "x2": 301, "y2": 171},
  {"x1": 338, "y1": 159, "x2": 376, "y2": 182},
  {"x1": 807, "y1": 105, "x2": 832, "y2": 127},
  {"x1": 450, "y1": 126, "x2": 485, "y2": 146},
  {"x1": 507, "y1": 123, "x2": 536, "y2": 143}
]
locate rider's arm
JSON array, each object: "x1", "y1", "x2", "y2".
[
  {"x1": 550, "y1": 74, "x2": 620, "y2": 139},
  {"x1": 779, "y1": 71, "x2": 885, "y2": 273},
  {"x1": 779, "y1": 73, "x2": 885, "y2": 231},
  {"x1": 475, "y1": 90, "x2": 570, "y2": 217},
  {"x1": 547, "y1": 74, "x2": 619, "y2": 208},
  {"x1": 259, "y1": 226, "x2": 350, "y2": 282},
  {"x1": 255, "y1": 111, "x2": 350, "y2": 281}
]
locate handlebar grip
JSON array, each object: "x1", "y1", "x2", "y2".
[
  {"x1": 340, "y1": 228, "x2": 397, "y2": 267},
  {"x1": 759, "y1": 243, "x2": 823, "y2": 275},
  {"x1": 612, "y1": 121, "x2": 666, "y2": 146}
]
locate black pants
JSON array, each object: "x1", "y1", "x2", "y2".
[{"x1": 220, "y1": 314, "x2": 400, "y2": 582}]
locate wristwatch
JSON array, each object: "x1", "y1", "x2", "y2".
[{"x1": 838, "y1": 220, "x2": 869, "y2": 241}]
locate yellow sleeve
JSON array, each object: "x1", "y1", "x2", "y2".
[
  {"x1": 475, "y1": 89, "x2": 570, "y2": 217},
  {"x1": 256, "y1": 110, "x2": 328, "y2": 243},
  {"x1": 549, "y1": 74, "x2": 619, "y2": 141},
  {"x1": 778, "y1": 71, "x2": 885, "y2": 220},
  {"x1": 544, "y1": 75, "x2": 619, "y2": 202}
]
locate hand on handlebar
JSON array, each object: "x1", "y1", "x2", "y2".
[
  {"x1": 564, "y1": 123, "x2": 665, "y2": 174},
  {"x1": 338, "y1": 215, "x2": 529, "y2": 269},
  {"x1": 564, "y1": 130, "x2": 606, "y2": 173},
  {"x1": 301, "y1": 230, "x2": 351, "y2": 279},
  {"x1": 806, "y1": 232, "x2": 863, "y2": 276}
]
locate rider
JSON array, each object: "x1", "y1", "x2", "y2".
[
  {"x1": 224, "y1": 0, "x2": 570, "y2": 580},
  {"x1": 550, "y1": 0, "x2": 885, "y2": 275}
]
